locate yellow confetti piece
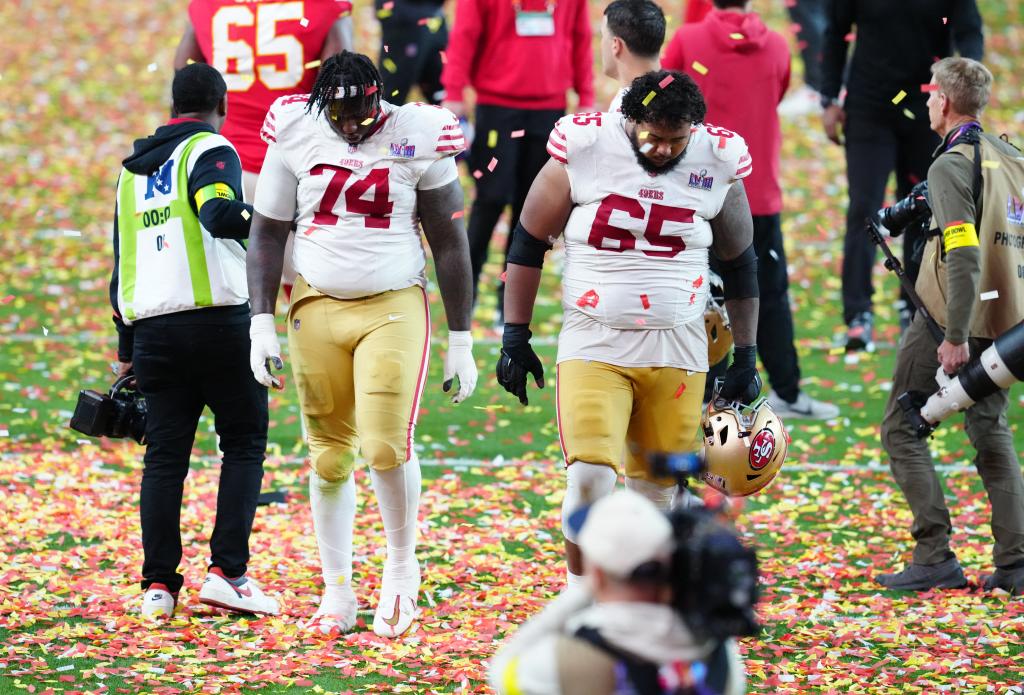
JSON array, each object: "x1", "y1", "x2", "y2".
[
  {"x1": 829, "y1": 347, "x2": 845, "y2": 355},
  {"x1": 487, "y1": 129, "x2": 498, "y2": 148},
  {"x1": 982, "y1": 160, "x2": 1000, "y2": 168},
  {"x1": 303, "y1": 59, "x2": 321, "y2": 70},
  {"x1": 638, "y1": 131, "x2": 649, "y2": 139},
  {"x1": 383, "y1": 58, "x2": 397, "y2": 74},
  {"x1": 391, "y1": 89, "x2": 399, "y2": 97},
  {"x1": 729, "y1": 32, "x2": 744, "y2": 40},
  {"x1": 642, "y1": 90, "x2": 657, "y2": 106},
  {"x1": 186, "y1": 58, "x2": 195, "y2": 65},
  {"x1": 902, "y1": 108, "x2": 915, "y2": 119},
  {"x1": 376, "y1": 8, "x2": 393, "y2": 18},
  {"x1": 891, "y1": 90, "x2": 907, "y2": 105},
  {"x1": 241, "y1": 209, "x2": 251, "y2": 221},
  {"x1": 691, "y1": 61, "x2": 708, "y2": 75},
  {"x1": 360, "y1": 117, "x2": 374, "y2": 125}
]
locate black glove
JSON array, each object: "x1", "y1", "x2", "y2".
[
  {"x1": 496, "y1": 323, "x2": 545, "y2": 405},
  {"x1": 716, "y1": 345, "x2": 762, "y2": 405}
]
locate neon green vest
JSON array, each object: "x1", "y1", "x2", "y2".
[{"x1": 116, "y1": 132, "x2": 247, "y2": 323}]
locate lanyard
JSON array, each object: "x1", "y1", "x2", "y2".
[{"x1": 945, "y1": 121, "x2": 982, "y2": 151}]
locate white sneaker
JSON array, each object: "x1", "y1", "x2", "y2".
[
  {"x1": 372, "y1": 562, "x2": 420, "y2": 638},
  {"x1": 141, "y1": 583, "x2": 176, "y2": 619},
  {"x1": 198, "y1": 567, "x2": 280, "y2": 616},
  {"x1": 767, "y1": 389, "x2": 840, "y2": 420},
  {"x1": 306, "y1": 584, "x2": 358, "y2": 634},
  {"x1": 777, "y1": 85, "x2": 823, "y2": 119}
]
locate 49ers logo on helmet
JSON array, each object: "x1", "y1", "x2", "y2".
[{"x1": 749, "y1": 428, "x2": 776, "y2": 470}]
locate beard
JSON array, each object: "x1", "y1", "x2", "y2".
[{"x1": 629, "y1": 129, "x2": 686, "y2": 175}]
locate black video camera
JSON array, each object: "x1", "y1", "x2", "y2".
[
  {"x1": 650, "y1": 452, "x2": 761, "y2": 641},
  {"x1": 878, "y1": 180, "x2": 931, "y2": 237},
  {"x1": 69, "y1": 375, "x2": 148, "y2": 444}
]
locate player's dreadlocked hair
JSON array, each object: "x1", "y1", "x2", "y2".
[
  {"x1": 621, "y1": 70, "x2": 706, "y2": 128},
  {"x1": 306, "y1": 51, "x2": 384, "y2": 116}
]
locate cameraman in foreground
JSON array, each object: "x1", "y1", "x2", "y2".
[
  {"x1": 109, "y1": 64, "x2": 277, "y2": 617},
  {"x1": 877, "y1": 57, "x2": 1024, "y2": 595},
  {"x1": 489, "y1": 489, "x2": 745, "y2": 694}
]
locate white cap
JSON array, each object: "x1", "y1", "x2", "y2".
[{"x1": 578, "y1": 489, "x2": 674, "y2": 579}]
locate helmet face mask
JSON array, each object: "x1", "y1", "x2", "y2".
[
  {"x1": 701, "y1": 387, "x2": 788, "y2": 497},
  {"x1": 704, "y1": 271, "x2": 733, "y2": 366}
]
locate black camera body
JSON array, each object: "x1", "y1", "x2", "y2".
[
  {"x1": 879, "y1": 180, "x2": 932, "y2": 238},
  {"x1": 70, "y1": 375, "x2": 148, "y2": 444},
  {"x1": 650, "y1": 452, "x2": 761, "y2": 641}
]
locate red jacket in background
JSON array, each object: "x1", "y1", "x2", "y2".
[
  {"x1": 189, "y1": 0, "x2": 352, "y2": 172},
  {"x1": 441, "y1": 0, "x2": 594, "y2": 111},
  {"x1": 663, "y1": 9, "x2": 790, "y2": 216},
  {"x1": 684, "y1": 0, "x2": 713, "y2": 24}
]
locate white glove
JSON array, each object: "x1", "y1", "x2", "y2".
[
  {"x1": 249, "y1": 313, "x2": 283, "y2": 389},
  {"x1": 443, "y1": 330, "x2": 477, "y2": 403}
]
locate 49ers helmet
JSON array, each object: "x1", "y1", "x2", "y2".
[
  {"x1": 704, "y1": 272, "x2": 732, "y2": 367},
  {"x1": 701, "y1": 391, "x2": 789, "y2": 497}
]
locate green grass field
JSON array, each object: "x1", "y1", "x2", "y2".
[{"x1": 2, "y1": 0, "x2": 1024, "y2": 693}]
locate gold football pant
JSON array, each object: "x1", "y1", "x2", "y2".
[
  {"x1": 287, "y1": 277, "x2": 430, "y2": 483},
  {"x1": 556, "y1": 360, "x2": 706, "y2": 485}
]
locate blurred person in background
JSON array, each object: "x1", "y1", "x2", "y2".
[
  {"x1": 441, "y1": 0, "x2": 594, "y2": 327},
  {"x1": 375, "y1": 0, "x2": 449, "y2": 105},
  {"x1": 601, "y1": 0, "x2": 665, "y2": 113},
  {"x1": 664, "y1": 0, "x2": 839, "y2": 420},
  {"x1": 820, "y1": 0, "x2": 983, "y2": 352}
]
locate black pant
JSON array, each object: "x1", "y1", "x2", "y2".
[
  {"x1": 378, "y1": 16, "x2": 448, "y2": 104},
  {"x1": 842, "y1": 108, "x2": 938, "y2": 324},
  {"x1": 466, "y1": 104, "x2": 563, "y2": 307},
  {"x1": 133, "y1": 308, "x2": 268, "y2": 593},
  {"x1": 707, "y1": 214, "x2": 801, "y2": 402},
  {"x1": 786, "y1": 0, "x2": 826, "y2": 92}
]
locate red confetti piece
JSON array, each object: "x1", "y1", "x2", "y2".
[
  {"x1": 658, "y1": 75, "x2": 674, "y2": 89},
  {"x1": 364, "y1": 85, "x2": 378, "y2": 96},
  {"x1": 472, "y1": 169, "x2": 483, "y2": 179},
  {"x1": 844, "y1": 31, "x2": 856, "y2": 42},
  {"x1": 487, "y1": 157, "x2": 498, "y2": 172},
  {"x1": 921, "y1": 83, "x2": 939, "y2": 92},
  {"x1": 718, "y1": 135, "x2": 727, "y2": 149},
  {"x1": 439, "y1": 50, "x2": 447, "y2": 65},
  {"x1": 688, "y1": 293, "x2": 696, "y2": 305},
  {"x1": 693, "y1": 274, "x2": 704, "y2": 288},
  {"x1": 674, "y1": 382, "x2": 686, "y2": 398},
  {"x1": 640, "y1": 293, "x2": 650, "y2": 309},
  {"x1": 576, "y1": 289, "x2": 599, "y2": 308},
  {"x1": 510, "y1": 129, "x2": 525, "y2": 138},
  {"x1": 499, "y1": 270, "x2": 507, "y2": 282},
  {"x1": 451, "y1": 210, "x2": 465, "y2": 220}
]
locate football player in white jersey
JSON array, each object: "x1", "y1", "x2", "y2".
[
  {"x1": 498, "y1": 70, "x2": 762, "y2": 588},
  {"x1": 601, "y1": 0, "x2": 665, "y2": 113},
  {"x1": 246, "y1": 52, "x2": 477, "y2": 637}
]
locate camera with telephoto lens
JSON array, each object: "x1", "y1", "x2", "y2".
[
  {"x1": 649, "y1": 452, "x2": 761, "y2": 641},
  {"x1": 69, "y1": 375, "x2": 147, "y2": 444},
  {"x1": 878, "y1": 180, "x2": 931, "y2": 237}
]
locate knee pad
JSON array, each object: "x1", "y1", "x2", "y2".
[
  {"x1": 362, "y1": 438, "x2": 400, "y2": 471},
  {"x1": 625, "y1": 476, "x2": 676, "y2": 511},
  {"x1": 312, "y1": 446, "x2": 357, "y2": 484},
  {"x1": 562, "y1": 461, "x2": 617, "y2": 544}
]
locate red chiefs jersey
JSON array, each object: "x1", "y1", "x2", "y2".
[{"x1": 189, "y1": 0, "x2": 352, "y2": 172}]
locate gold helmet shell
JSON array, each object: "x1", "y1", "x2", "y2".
[{"x1": 701, "y1": 397, "x2": 788, "y2": 497}]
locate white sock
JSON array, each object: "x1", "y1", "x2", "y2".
[
  {"x1": 369, "y1": 455, "x2": 421, "y2": 578},
  {"x1": 625, "y1": 476, "x2": 676, "y2": 511},
  {"x1": 309, "y1": 470, "x2": 356, "y2": 594},
  {"x1": 561, "y1": 462, "x2": 618, "y2": 543}
]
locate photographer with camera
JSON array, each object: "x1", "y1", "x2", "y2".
[
  {"x1": 107, "y1": 64, "x2": 277, "y2": 617},
  {"x1": 877, "y1": 57, "x2": 1024, "y2": 595},
  {"x1": 489, "y1": 489, "x2": 746, "y2": 695}
]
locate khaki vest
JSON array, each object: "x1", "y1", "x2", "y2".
[{"x1": 916, "y1": 133, "x2": 1024, "y2": 339}]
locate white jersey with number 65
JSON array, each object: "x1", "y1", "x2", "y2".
[{"x1": 547, "y1": 111, "x2": 752, "y2": 369}]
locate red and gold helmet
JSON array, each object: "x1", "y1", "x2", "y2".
[{"x1": 701, "y1": 396, "x2": 788, "y2": 497}]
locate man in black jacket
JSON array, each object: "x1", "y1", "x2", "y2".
[
  {"x1": 376, "y1": 0, "x2": 448, "y2": 104},
  {"x1": 820, "y1": 0, "x2": 983, "y2": 351},
  {"x1": 110, "y1": 64, "x2": 277, "y2": 618}
]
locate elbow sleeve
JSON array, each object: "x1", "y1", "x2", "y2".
[{"x1": 717, "y1": 244, "x2": 759, "y2": 300}]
